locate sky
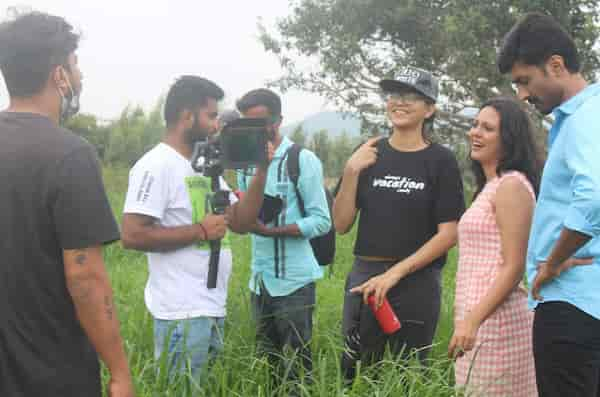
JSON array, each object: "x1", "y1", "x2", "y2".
[{"x1": 0, "y1": 1, "x2": 330, "y2": 124}]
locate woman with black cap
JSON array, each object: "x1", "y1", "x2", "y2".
[{"x1": 333, "y1": 67, "x2": 465, "y2": 380}]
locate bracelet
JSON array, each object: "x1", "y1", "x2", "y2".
[{"x1": 198, "y1": 223, "x2": 208, "y2": 241}]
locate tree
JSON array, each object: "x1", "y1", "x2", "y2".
[
  {"x1": 289, "y1": 123, "x2": 307, "y2": 146},
  {"x1": 329, "y1": 131, "x2": 357, "y2": 178},
  {"x1": 310, "y1": 129, "x2": 332, "y2": 176},
  {"x1": 66, "y1": 113, "x2": 111, "y2": 159},
  {"x1": 260, "y1": 1, "x2": 599, "y2": 135},
  {"x1": 103, "y1": 99, "x2": 165, "y2": 166}
]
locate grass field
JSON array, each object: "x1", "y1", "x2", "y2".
[{"x1": 100, "y1": 167, "x2": 462, "y2": 396}]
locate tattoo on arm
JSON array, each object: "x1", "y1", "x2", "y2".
[
  {"x1": 75, "y1": 250, "x2": 87, "y2": 266},
  {"x1": 69, "y1": 281, "x2": 115, "y2": 321},
  {"x1": 104, "y1": 296, "x2": 114, "y2": 321},
  {"x1": 70, "y1": 279, "x2": 92, "y2": 301}
]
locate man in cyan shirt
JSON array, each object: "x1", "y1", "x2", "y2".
[
  {"x1": 498, "y1": 13, "x2": 600, "y2": 396},
  {"x1": 236, "y1": 89, "x2": 331, "y2": 388}
]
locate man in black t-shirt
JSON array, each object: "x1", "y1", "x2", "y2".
[{"x1": 0, "y1": 12, "x2": 134, "y2": 397}]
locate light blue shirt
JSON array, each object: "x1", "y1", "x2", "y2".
[
  {"x1": 527, "y1": 83, "x2": 600, "y2": 318},
  {"x1": 237, "y1": 136, "x2": 331, "y2": 296}
]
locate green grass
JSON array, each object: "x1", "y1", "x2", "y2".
[{"x1": 101, "y1": 167, "x2": 462, "y2": 396}]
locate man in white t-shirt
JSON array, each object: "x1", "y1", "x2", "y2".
[{"x1": 121, "y1": 76, "x2": 269, "y2": 380}]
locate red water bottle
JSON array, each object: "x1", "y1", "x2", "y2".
[{"x1": 367, "y1": 295, "x2": 401, "y2": 334}]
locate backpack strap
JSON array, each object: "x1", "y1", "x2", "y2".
[
  {"x1": 273, "y1": 149, "x2": 292, "y2": 279},
  {"x1": 286, "y1": 143, "x2": 307, "y2": 218}
]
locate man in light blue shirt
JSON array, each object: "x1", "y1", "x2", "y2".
[
  {"x1": 498, "y1": 13, "x2": 600, "y2": 397},
  {"x1": 236, "y1": 89, "x2": 331, "y2": 388}
]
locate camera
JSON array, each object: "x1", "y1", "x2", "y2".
[
  {"x1": 191, "y1": 117, "x2": 269, "y2": 176},
  {"x1": 189, "y1": 116, "x2": 269, "y2": 290}
]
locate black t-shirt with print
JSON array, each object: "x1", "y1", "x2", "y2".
[
  {"x1": 0, "y1": 112, "x2": 120, "y2": 397},
  {"x1": 354, "y1": 139, "x2": 464, "y2": 268}
]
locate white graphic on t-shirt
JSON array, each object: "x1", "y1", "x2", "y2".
[
  {"x1": 123, "y1": 143, "x2": 239, "y2": 320},
  {"x1": 136, "y1": 170, "x2": 154, "y2": 203},
  {"x1": 373, "y1": 175, "x2": 425, "y2": 194}
]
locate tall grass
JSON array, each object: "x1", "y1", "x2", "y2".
[{"x1": 101, "y1": 167, "x2": 462, "y2": 396}]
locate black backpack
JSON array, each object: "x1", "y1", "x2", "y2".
[{"x1": 286, "y1": 144, "x2": 336, "y2": 267}]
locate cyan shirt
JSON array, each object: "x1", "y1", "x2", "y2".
[
  {"x1": 527, "y1": 83, "x2": 600, "y2": 318},
  {"x1": 237, "y1": 136, "x2": 331, "y2": 296}
]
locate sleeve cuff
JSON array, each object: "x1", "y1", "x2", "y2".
[
  {"x1": 295, "y1": 218, "x2": 313, "y2": 239},
  {"x1": 564, "y1": 205, "x2": 600, "y2": 238},
  {"x1": 122, "y1": 205, "x2": 163, "y2": 220},
  {"x1": 61, "y1": 232, "x2": 121, "y2": 250}
]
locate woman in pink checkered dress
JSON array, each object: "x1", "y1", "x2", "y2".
[{"x1": 449, "y1": 98, "x2": 541, "y2": 396}]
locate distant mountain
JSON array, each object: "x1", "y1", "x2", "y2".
[{"x1": 282, "y1": 111, "x2": 361, "y2": 137}]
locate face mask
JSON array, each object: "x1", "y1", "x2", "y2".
[{"x1": 58, "y1": 67, "x2": 80, "y2": 123}]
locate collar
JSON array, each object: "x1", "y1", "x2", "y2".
[
  {"x1": 273, "y1": 136, "x2": 293, "y2": 159},
  {"x1": 552, "y1": 82, "x2": 600, "y2": 117}
]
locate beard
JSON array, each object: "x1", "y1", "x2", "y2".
[
  {"x1": 530, "y1": 79, "x2": 565, "y2": 115},
  {"x1": 533, "y1": 97, "x2": 561, "y2": 115},
  {"x1": 528, "y1": 96, "x2": 552, "y2": 115},
  {"x1": 185, "y1": 126, "x2": 210, "y2": 145},
  {"x1": 185, "y1": 113, "x2": 211, "y2": 145}
]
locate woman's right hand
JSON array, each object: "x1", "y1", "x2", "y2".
[
  {"x1": 345, "y1": 137, "x2": 381, "y2": 174},
  {"x1": 448, "y1": 315, "x2": 480, "y2": 360}
]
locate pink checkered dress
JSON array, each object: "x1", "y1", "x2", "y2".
[{"x1": 454, "y1": 171, "x2": 538, "y2": 397}]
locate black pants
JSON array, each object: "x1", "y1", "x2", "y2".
[
  {"x1": 533, "y1": 301, "x2": 600, "y2": 397},
  {"x1": 251, "y1": 281, "x2": 315, "y2": 385},
  {"x1": 341, "y1": 258, "x2": 441, "y2": 380}
]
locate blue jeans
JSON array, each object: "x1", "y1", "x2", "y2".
[{"x1": 154, "y1": 316, "x2": 225, "y2": 380}]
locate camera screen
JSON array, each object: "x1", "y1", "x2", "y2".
[
  {"x1": 225, "y1": 131, "x2": 262, "y2": 162},
  {"x1": 220, "y1": 118, "x2": 268, "y2": 169}
]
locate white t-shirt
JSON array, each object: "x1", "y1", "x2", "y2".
[{"x1": 123, "y1": 143, "x2": 237, "y2": 320}]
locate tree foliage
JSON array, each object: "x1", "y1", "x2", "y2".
[
  {"x1": 303, "y1": 129, "x2": 358, "y2": 179},
  {"x1": 326, "y1": 131, "x2": 357, "y2": 179},
  {"x1": 288, "y1": 124, "x2": 359, "y2": 178},
  {"x1": 66, "y1": 113, "x2": 111, "y2": 160},
  {"x1": 289, "y1": 124, "x2": 308, "y2": 146},
  {"x1": 66, "y1": 99, "x2": 165, "y2": 166},
  {"x1": 260, "y1": 0, "x2": 600, "y2": 136},
  {"x1": 69, "y1": 101, "x2": 357, "y2": 182}
]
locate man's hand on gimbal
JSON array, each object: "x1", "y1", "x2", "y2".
[{"x1": 198, "y1": 214, "x2": 227, "y2": 241}]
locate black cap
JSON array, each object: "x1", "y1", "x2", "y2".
[{"x1": 379, "y1": 66, "x2": 439, "y2": 102}]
